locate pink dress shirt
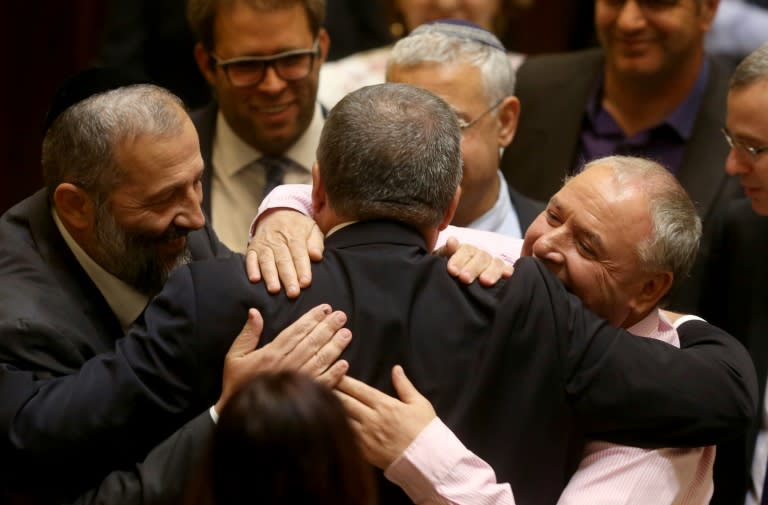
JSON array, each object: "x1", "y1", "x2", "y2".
[{"x1": 255, "y1": 184, "x2": 715, "y2": 504}]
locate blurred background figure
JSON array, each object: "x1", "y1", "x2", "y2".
[
  {"x1": 318, "y1": 0, "x2": 532, "y2": 108},
  {"x1": 186, "y1": 371, "x2": 377, "y2": 505},
  {"x1": 705, "y1": 0, "x2": 768, "y2": 72}
]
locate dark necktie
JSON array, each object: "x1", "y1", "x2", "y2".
[{"x1": 259, "y1": 155, "x2": 291, "y2": 199}]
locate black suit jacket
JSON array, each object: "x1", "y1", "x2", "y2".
[
  {"x1": 500, "y1": 48, "x2": 743, "y2": 310},
  {"x1": 701, "y1": 198, "x2": 768, "y2": 504},
  {"x1": 509, "y1": 185, "x2": 545, "y2": 234},
  {"x1": 3, "y1": 220, "x2": 756, "y2": 505},
  {"x1": 0, "y1": 189, "x2": 230, "y2": 500}
]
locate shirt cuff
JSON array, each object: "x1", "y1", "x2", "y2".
[
  {"x1": 673, "y1": 314, "x2": 706, "y2": 328},
  {"x1": 385, "y1": 417, "x2": 467, "y2": 503},
  {"x1": 209, "y1": 405, "x2": 219, "y2": 424}
]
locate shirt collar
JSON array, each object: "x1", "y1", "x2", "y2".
[
  {"x1": 466, "y1": 171, "x2": 522, "y2": 238},
  {"x1": 52, "y1": 209, "x2": 148, "y2": 331},
  {"x1": 585, "y1": 59, "x2": 710, "y2": 140},
  {"x1": 213, "y1": 102, "x2": 324, "y2": 177},
  {"x1": 627, "y1": 308, "x2": 677, "y2": 346}
]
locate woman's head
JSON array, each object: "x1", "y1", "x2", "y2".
[{"x1": 190, "y1": 371, "x2": 376, "y2": 505}]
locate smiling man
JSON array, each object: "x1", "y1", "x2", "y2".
[
  {"x1": 187, "y1": 0, "x2": 330, "y2": 252},
  {"x1": 500, "y1": 0, "x2": 743, "y2": 311}
]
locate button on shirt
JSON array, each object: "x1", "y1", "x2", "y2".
[
  {"x1": 575, "y1": 60, "x2": 710, "y2": 176},
  {"x1": 210, "y1": 104, "x2": 321, "y2": 252}
]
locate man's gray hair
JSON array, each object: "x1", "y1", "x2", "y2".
[
  {"x1": 583, "y1": 155, "x2": 702, "y2": 293},
  {"x1": 41, "y1": 84, "x2": 187, "y2": 205},
  {"x1": 730, "y1": 42, "x2": 768, "y2": 90},
  {"x1": 386, "y1": 24, "x2": 515, "y2": 108},
  {"x1": 317, "y1": 83, "x2": 462, "y2": 229}
]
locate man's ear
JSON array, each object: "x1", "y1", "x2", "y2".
[
  {"x1": 194, "y1": 42, "x2": 217, "y2": 87},
  {"x1": 438, "y1": 187, "x2": 462, "y2": 231},
  {"x1": 632, "y1": 271, "x2": 675, "y2": 316},
  {"x1": 317, "y1": 28, "x2": 331, "y2": 65},
  {"x1": 310, "y1": 162, "x2": 326, "y2": 216},
  {"x1": 53, "y1": 183, "x2": 97, "y2": 232},
  {"x1": 496, "y1": 96, "x2": 520, "y2": 149}
]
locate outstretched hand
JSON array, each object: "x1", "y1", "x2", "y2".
[
  {"x1": 216, "y1": 304, "x2": 351, "y2": 413},
  {"x1": 245, "y1": 209, "x2": 324, "y2": 298},
  {"x1": 436, "y1": 236, "x2": 513, "y2": 286},
  {"x1": 335, "y1": 365, "x2": 436, "y2": 469}
]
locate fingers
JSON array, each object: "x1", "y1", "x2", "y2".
[
  {"x1": 335, "y1": 374, "x2": 382, "y2": 409},
  {"x1": 227, "y1": 308, "x2": 264, "y2": 358},
  {"x1": 297, "y1": 326, "x2": 352, "y2": 377},
  {"x1": 316, "y1": 359, "x2": 349, "y2": 389},
  {"x1": 245, "y1": 248, "x2": 262, "y2": 283},
  {"x1": 477, "y1": 257, "x2": 510, "y2": 287},
  {"x1": 390, "y1": 365, "x2": 423, "y2": 404},
  {"x1": 271, "y1": 308, "x2": 349, "y2": 371},
  {"x1": 307, "y1": 224, "x2": 325, "y2": 263},
  {"x1": 452, "y1": 245, "x2": 492, "y2": 284},
  {"x1": 255, "y1": 244, "x2": 282, "y2": 294},
  {"x1": 273, "y1": 242, "x2": 302, "y2": 298}
]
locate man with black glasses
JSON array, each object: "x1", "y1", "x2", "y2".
[{"x1": 187, "y1": 0, "x2": 329, "y2": 252}]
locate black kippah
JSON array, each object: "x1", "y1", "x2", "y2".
[
  {"x1": 409, "y1": 19, "x2": 506, "y2": 52},
  {"x1": 43, "y1": 67, "x2": 143, "y2": 133}
]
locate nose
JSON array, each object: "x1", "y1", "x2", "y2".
[
  {"x1": 725, "y1": 148, "x2": 752, "y2": 177},
  {"x1": 174, "y1": 183, "x2": 206, "y2": 231},
  {"x1": 616, "y1": 0, "x2": 646, "y2": 31},
  {"x1": 435, "y1": 0, "x2": 460, "y2": 10},
  {"x1": 531, "y1": 229, "x2": 567, "y2": 266},
  {"x1": 257, "y1": 65, "x2": 288, "y2": 94}
]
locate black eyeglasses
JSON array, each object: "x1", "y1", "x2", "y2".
[
  {"x1": 211, "y1": 39, "x2": 320, "y2": 88},
  {"x1": 721, "y1": 127, "x2": 768, "y2": 161},
  {"x1": 457, "y1": 99, "x2": 504, "y2": 132}
]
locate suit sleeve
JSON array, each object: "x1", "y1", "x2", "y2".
[
  {"x1": 515, "y1": 257, "x2": 758, "y2": 447},
  {"x1": 66, "y1": 411, "x2": 215, "y2": 505},
  {"x1": 1, "y1": 263, "x2": 216, "y2": 493}
]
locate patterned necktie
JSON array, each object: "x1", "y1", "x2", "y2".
[{"x1": 259, "y1": 155, "x2": 291, "y2": 199}]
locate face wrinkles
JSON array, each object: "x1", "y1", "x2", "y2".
[
  {"x1": 387, "y1": 61, "x2": 501, "y2": 226},
  {"x1": 725, "y1": 81, "x2": 768, "y2": 216},
  {"x1": 210, "y1": 3, "x2": 325, "y2": 155},
  {"x1": 595, "y1": 0, "x2": 711, "y2": 81},
  {"x1": 521, "y1": 164, "x2": 653, "y2": 327}
]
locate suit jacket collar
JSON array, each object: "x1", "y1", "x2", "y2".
[
  {"x1": 190, "y1": 102, "x2": 218, "y2": 218},
  {"x1": 11, "y1": 190, "x2": 124, "y2": 347},
  {"x1": 325, "y1": 220, "x2": 430, "y2": 254}
]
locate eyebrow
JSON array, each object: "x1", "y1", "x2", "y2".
[{"x1": 549, "y1": 196, "x2": 605, "y2": 253}]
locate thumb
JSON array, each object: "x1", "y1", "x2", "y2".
[
  {"x1": 391, "y1": 365, "x2": 422, "y2": 404},
  {"x1": 228, "y1": 308, "x2": 264, "y2": 357}
]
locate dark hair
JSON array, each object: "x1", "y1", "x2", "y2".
[
  {"x1": 187, "y1": 371, "x2": 376, "y2": 505},
  {"x1": 187, "y1": 0, "x2": 326, "y2": 51},
  {"x1": 317, "y1": 83, "x2": 462, "y2": 229}
]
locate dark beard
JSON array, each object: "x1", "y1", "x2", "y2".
[{"x1": 91, "y1": 205, "x2": 192, "y2": 296}]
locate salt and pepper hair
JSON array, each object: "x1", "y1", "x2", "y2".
[
  {"x1": 387, "y1": 24, "x2": 516, "y2": 108},
  {"x1": 583, "y1": 155, "x2": 702, "y2": 292},
  {"x1": 317, "y1": 83, "x2": 462, "y2": 229},
  {"x1": 187, "y1": 0, "x2": 326, "y2": 51},
  {"x1": 730, "y1": 42, "x2": 768, "y2": 90},
  {"x1": 41, "y1": 84, "x2": 187, "y2": 205}
]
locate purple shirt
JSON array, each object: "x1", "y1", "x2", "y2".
[{"x1": 575, "y1": 60, "x2": 710, "y2": 175}]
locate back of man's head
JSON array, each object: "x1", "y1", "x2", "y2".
[
  {"x1": 730, "y1": 42, "x2": 768, "y2": 91},
  {"x1": 316, "y1": 83, "x2": 462, "y2": 229},
  {"x1": 42, "y1": 84, "x2": 187, "y2": 206},
  {"x1": 387, "y1": 20, "x2": 515, "y2": 104}
]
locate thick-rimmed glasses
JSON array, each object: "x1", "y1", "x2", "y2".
[
  {"x1": 722, "y1": 127, "x2": 768, "y2": 161},
  {"x1": 211, "y1": 39, "x2": 320, "y2": 88},
  {"x1": 457, "y1": 99, "x2": 504, "y2": 132}
]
